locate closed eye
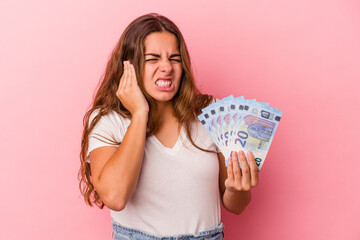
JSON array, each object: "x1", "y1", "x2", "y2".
[
  {"x1": 170, "y1": 58, "x2": 181, "y2": 62},
  {"x1": 145, "y1": 58, "x2": 181, "y2": 62}
]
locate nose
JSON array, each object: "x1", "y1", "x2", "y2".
[{"x1": 159, "y1": 58, "x2": 173, "y2": 73}]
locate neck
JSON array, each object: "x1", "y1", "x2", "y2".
[{"x1": 155, "y1": 101, "x2": 176, "y2": 123}]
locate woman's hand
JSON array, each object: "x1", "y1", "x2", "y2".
[
  {"x1": 116, "y1": 60, "x2": 149, "y2": 117},
  {"x1": 225, "y1": 151, "x2": 259, "y2": 192}
]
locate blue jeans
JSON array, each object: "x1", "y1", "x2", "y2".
[{"x1": 111, "y1": 221, "x2": 224, "y2": 240}]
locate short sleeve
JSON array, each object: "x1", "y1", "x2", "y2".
[
  {"x1": 191, "y1": 120, "x2": 220, "y2": 154},
  {"x1": 86, "y1": 110, "x2": 131, "y2": 163},
  {"x1": 215, "y1": 145, "x2": 221, "y2": 153}
]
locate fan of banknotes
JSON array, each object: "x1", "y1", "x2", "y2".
[{"x1": 198, "y1": 95, "x2": 282, "y2": 171}]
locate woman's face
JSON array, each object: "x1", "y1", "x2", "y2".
[{"x1": 142, "y1": 31, "x2": 183, "y2": 104}]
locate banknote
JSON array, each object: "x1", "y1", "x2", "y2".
[{"x1": 198, "y1": 95, "x2": 282, "y2": 171}]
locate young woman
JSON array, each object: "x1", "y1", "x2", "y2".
[{"x1": 79, "y1": 13, "x2": 259, "y2": 240}]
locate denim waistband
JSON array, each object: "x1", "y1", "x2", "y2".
[{"x1": 111, "y1": 221, "x2": 224, "y2": 240}]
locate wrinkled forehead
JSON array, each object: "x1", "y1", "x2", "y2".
[{"x1": 143, "y1": 31, "x2": 180, "y2": 54}]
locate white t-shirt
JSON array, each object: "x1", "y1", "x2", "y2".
[{"x1": 87, "y1": 110, "x2": 221, "y2": 236}]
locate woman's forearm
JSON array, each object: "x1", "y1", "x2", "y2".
[{"x1": 94, "y1": 113, "x2": 148, "y2": 210}]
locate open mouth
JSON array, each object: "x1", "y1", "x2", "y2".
[
  {"x1": 155, "y1": 78, "x2": 174, "y2": 90},
  {"x1": 155, "y1": 79, "x2": 173, "y2": 87}
]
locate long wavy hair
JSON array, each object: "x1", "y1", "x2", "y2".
[{"x1": 79, "y1": 13, "x2": 214, "y2": 208}]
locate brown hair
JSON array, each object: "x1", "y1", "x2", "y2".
[{"x1": 79, "y1": 13, "x2": 214, "y2": 208}]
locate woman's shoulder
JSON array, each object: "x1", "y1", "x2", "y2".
[{"x1": 88, "y1": 108, "x2": 131, "y2": 129}]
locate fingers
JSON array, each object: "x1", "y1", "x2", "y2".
[
  {"x1": 238, "y1": 151, "x2": 251, "y2": 191},
  {"x1": 231, "y1": 151, "x2": 242, "y2": 187},
  {"x1": 118, "y1": 60, "x2": 134, "y2": 97},
  {"x1": 116, "y1": 60, "x2": 149, "y2": 115},
  {"x1": 118, "y1": 61, "x2": 128, "y2": 93},
  {"x1": 247, "y1": 151, "x2": 259, "y2": 187},
  {"x1": 129, "y1": 62, "x2": 136, "y2": 87},
  {"x1": 226, "y1": 150, "x2": 258, "y2": 192},
  {"x1": 118, "y1": 61, "x2": 126, "y2": 91},
  {"x1": 122, "y1": 60, "x2": 136, "y2": 88},
  {"x1": 123, "y1": 61, "x2": 131, "y2": 89},
  {"x1": 227, "y1": 156, "x2": 234, "y2": 183}
]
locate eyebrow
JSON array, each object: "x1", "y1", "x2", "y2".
[{"x1": 144, "y1": 53, "x2": 181, "y2": 58}]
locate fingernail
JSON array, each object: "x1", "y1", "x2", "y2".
[{"x1": 230, "y1": 151, "x2": 233, "y2": 157}]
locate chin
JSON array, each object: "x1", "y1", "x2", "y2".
[
  {"x1": 148, "y1": 90, "x2": 178, "y2": 103},
  {"x1": 153, "y1": 96, "x2": 175, "y2": 103},
  {"x1": 151, "y1": 93, "x2": 177, "y2": 103}
]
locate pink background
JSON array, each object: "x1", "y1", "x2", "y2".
[{"x1": 1, "y1": 0, "x2": 359, "y2": 239}]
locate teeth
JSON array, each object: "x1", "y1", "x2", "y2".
[{"x1": 156, "y1": 80, "x2": 172, "y2": 87}]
